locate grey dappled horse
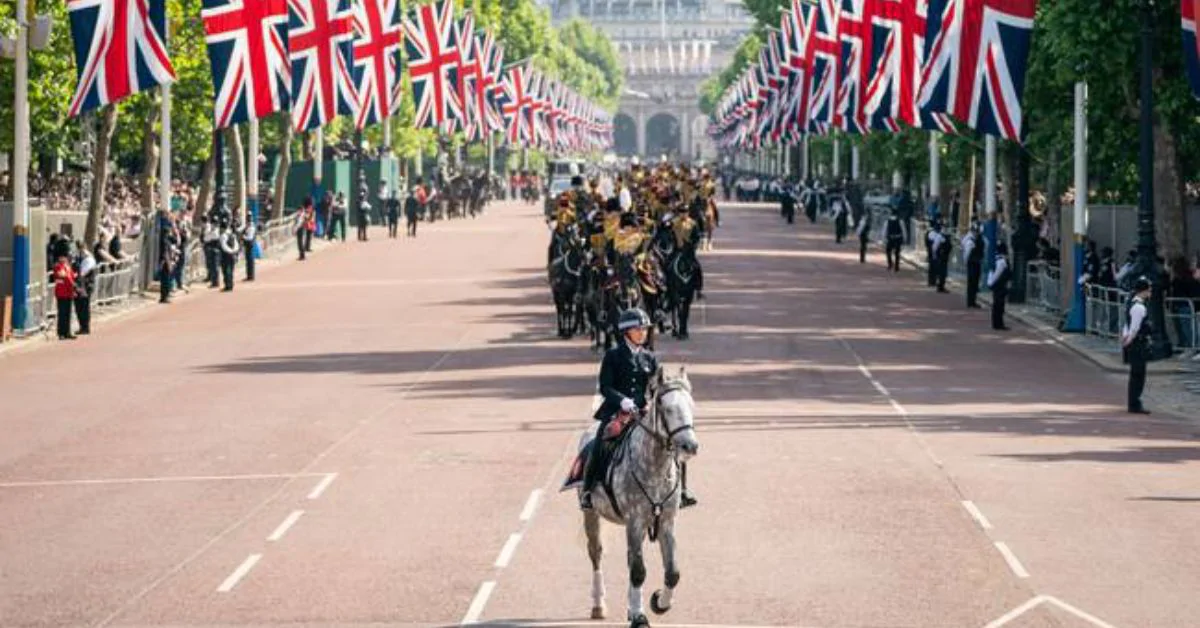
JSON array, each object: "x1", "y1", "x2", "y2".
[{"x1": 576, "y1": 366, "x2": 699, "y2": 628}]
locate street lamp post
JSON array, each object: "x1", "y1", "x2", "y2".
[{"x1": 1136, "y1": 0, "x2": 1172, "y2": 357}]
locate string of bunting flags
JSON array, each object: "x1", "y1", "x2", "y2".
[
  {"x1": 709, "y1": 0, "x2": 1039, "y2": 150},
  {"x1": 64, "y1": 0, "x2": 613, "y2": 152}
]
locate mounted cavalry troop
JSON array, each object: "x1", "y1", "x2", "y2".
[{"x1": 545, "y1": 160, "x2": 721, "y2": 350}]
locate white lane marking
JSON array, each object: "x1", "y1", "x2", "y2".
[
  {"x1": 498, "y1": 623, "x2": 806, "y2": 628},
  {"x1": 985, "y1": 595, "x2": 1119, "y2": 628},
  {"x1": 460, "y1": 580, "x2": 496, "y2": 624},
  {"x1": 494, "y1": 533, "x2": 522, "y2": 568},
  {"x1": 961, "y1": 500, "x2": 994, "y2": 530},
  {"x1": 216, "y1": 554, "x2": 262, "y2": 592},
  {"x1": 994, "y1": 542, "x2": 1030, "y2": 578},
  {"x1": 307, "y1": 473, "x2": 337, "y2": 499},
  {"x1": 267, "y1": 510, "x2": 304, "y2": 542},
  {"x1": 97, "y1": 330, "x2": 475, "y2": 627},
  {"x1": 0, "y1": 472, "x2": 326, "y2": 489},
  {"x1": 519, "y1": 489, "x2": 542, "y2": 521}
]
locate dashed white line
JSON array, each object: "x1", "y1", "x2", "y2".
[
  {"x1": 216, "y1": 554, "x2": 262, "y2": 592},
  {"x1": 267, "y1": 510, "x2": 305, "y2": 542},
  {"x1": 0, "y1": 472, "x2": 326, "y2": 489},
  {"x1": 519, "y1": 489, "x2": 542, "y2": 521},
  {"x1": 994, "y1": 541, "x2": 1031, "y2": 578},
  {"x1": 961, "y1": 500, "x2": 994, "y2": 530},
  {"x1": 460, "y1": 580, "x2": 496, "y2": 624},
  {"x1": 307, "y1": 473, "x2": 337, "y2": 500},
  {"x1": 494, "y1": 533, "x2": 523, "y2": 568}
]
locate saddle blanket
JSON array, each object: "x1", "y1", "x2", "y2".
[{"x1": 560, "y1": 411, "x2": 634, "y2": 491}]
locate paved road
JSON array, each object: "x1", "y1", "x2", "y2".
[{"x1": 2, "y1": 200, "x2": 1198, "y2": 628}]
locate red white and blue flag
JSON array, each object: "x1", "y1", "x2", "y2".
[
  {"x1": 835, "y1": 0, "x2": 871, "y2": 134},
  {"x1": 403, "y1": 0, "x2": 464, "y2": 130},
  {"x1": 802, "y1": 0, "x2": 840, "y2": 134},
  {"x1": 477, "y1": 29, "x2": 506, "y2": 132},
  {"x1": 919, "y1": 0, "x2": 1037, "y2": 141},
  {"x1": 351, "y1": 0, "x2": 403, "y2": 129},
  {"x1": 67, "y1": 0, "x2": 176, "y2": 117},
  {"x1": 287, "y1": 0, "x2": 356, "y2": 132},
  {"x1": 453, "y1": 12, "x2": 483, "y2": 138},
  {"x1": 201, "y1": 0, "x2": 291, "y2": 129},
  {"x1": 499, "y1": 62, "x2": 533, "y2": 146},
  {"x1": 1183, "y1": 0, "x2": 1200, "y2": 99}
]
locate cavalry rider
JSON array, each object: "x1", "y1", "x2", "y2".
[
  {"x1": 580, "y1": 308, "x2": 697, "y2": 510},
  {"x1": 548, "y1": 195, "x2": 578, "y2": 266}
]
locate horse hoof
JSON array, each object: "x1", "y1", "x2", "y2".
[
  {"x1": 591, "y1": 606, "x2": 606, "y2": 620},
  {"x1": 650, "y1": 591, "x2": 671, "y2": 615},
  {"x1": 629, "y1": 613, "x2": 650, "y2": 628}
]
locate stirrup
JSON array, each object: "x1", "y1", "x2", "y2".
[{"x1": 680, "y1": 491, "x2": 698, "y2": 509}]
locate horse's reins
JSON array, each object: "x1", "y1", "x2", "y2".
[{"x1": 628, "y1": 381, "x2": 694, "y2": 542}]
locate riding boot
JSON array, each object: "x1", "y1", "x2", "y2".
[
  {"x1": 580, "y1": 426, "x2": 608, "y2": 510},
  {"x1": 680, "y1": 462, "x2": 698, "y2": 509}
]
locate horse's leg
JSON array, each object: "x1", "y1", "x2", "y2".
[
  {"x1": 585, "y1": 511, "x2": 607, "y2": 619},
  {"x1": 625, "y1": 521, "x2": 649, "y2": 626},
  {"x1": 650, "y1": 518, "x2": 679, "y2": 615},
  {"x1": 679, "y1": 295, "x2": 692, "y2": 340}
]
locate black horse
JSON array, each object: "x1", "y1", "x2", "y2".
[
  {"x1": 549, "y1": 228, "x2": 586, "y2": 338},
  {"x1": 666, "y1": 250, "x2": 701, "y2": 340}
]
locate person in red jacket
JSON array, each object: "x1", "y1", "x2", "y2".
[{"x1": 52, "y1": 253, "x2": 77, "y2": 340}]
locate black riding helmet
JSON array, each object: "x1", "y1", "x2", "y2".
[{"x1": 618, "y1": 308, "x2": 651, "y2": 331}]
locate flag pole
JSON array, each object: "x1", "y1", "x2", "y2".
[
  {"x1": 10, "y1": 0, "x2": 30, "y2": 331},
  {"x1": 248, "y1": 117, "x2": 259, "y2": 227},
  {"x1": 1065, "y1": 81, "x2": 1088, "y2": 332}
]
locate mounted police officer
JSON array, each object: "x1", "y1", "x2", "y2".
[{"x1": 580, "y1": 308, "x2": 698, "y2": 511}]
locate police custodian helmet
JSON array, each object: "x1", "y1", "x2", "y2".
[
  {"x1": 1134, "y1": 275, "x2": 1152, "y2": 292},
  {"x1": 618, "y1": 308, "x2": 652, "y2": 331}
]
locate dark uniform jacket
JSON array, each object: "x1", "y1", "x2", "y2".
[{"x1": 594, "y1": 341, "x2": 659, "y2": 420}]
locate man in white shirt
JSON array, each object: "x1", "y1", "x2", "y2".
[
  {"x1": 1121, "y1": 276, "x2": 1154, "y2": 414},
  {"x1": 987, "y1": 242, "x2": 1012, "y2": 330}
]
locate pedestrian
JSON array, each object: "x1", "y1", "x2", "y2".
[
  {"x1": 73, "y1": 241, "x2": 96, "y2": 334},
  {"x1": 295, "y1": 202, "x2": 310, "y2": 260},
  {"x1": 158, "y1": 213, "x2": 179, "y2": 303},
  {"x1": 833, "y1": 194, "x2": 848, "y2": 243},
  {"x1": 387, "y1": 193, "x2": 400, "y2": 238},
  {"x1": 173, "y1": 219, "x2": 190, "y2": 293},
  {"x1": 242, "y1": 218, "x2": 257, "y2": 281},
  {"x1": 218, "y1": 220, "x2": 240, "y2": 292},
  {"x1": 962, "y1": 224, "x2": 983, "y2": 308},
  {"x1": 203, "y1": 217, "x2": 220, "y2": 288},
  {"x1": 329, "y1": 192, "x2": 347, "y2": 241},
  {"x1": 52, "y1": 253, "x2": 77, "y2": 340},
  {"x1": 1122, "y1": 276, "x2": 1154, "y2": 414},
  {"x1": 856, "y1": 209, "x2": 872, "y2": 263},
  {"x1": 987, "y1": 242, "x2": 1012, "y2": 330},
  {"x1": 320, "y1": 190, "x2": 333, "y2": 238},
  {"x1": 406, "y1": 178, "x2": 425, "y2": 237},
  {"x1": 925, "y1": 221, "x2": 940, "y2": 287},
  {"x1": 356, "y1": 196, "x2": 370, "y2": 242},
  {"x1": 781, "y1": 181, "x2": 796, "y2": 224},
  {"x1": 928, "y1": 222, "x2": 951, "y2": 293},
  {"x1": 884, "y1": 210, "x2": 903, "y2": 272}
]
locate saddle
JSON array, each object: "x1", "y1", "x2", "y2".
[{"x1": 561, "y1": 411, "x2": 636, "y2": 494}]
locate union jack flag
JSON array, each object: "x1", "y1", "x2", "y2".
[
  {"x1": 287, "y1": 0, "x2": 356, "y2": 132},
  {"x1": 863, "y1": 0, "x2": 903, "y2": 132},
  {"x1": 919, "y1": 0, "x2": 1037, "y2": 141},
  {"x1": 802, "y1": 0, "x2": 839, "y2": 134},
  {"x1": 403, "y1": 0, "x2": 464, "y2": 129},
  {"x1": 351, "y1": 0, "x2": 403, "y2": 129},
  {"x1": 202, "y1": 0, "x2": 291, "y2": 129},
  {"x1": 779, "y1": 0, "x2": 812, "y2": 142},
  {"x1": 1183, "y1": 0, "x2": 1200, "y2": 99},
  {"x1": 67, "y1": 0, "x2": 176, "y2": 117},
  {"x1": 453, "y1": 13, "x2": 483, "y2": 138},
  {"x1": 498, "y1": 62, "x2": 533, "y2": 146},
  {"x1": 835, "y1": 0, "x2": 871, "y2": 134},
  {"x1": 476, "y1": 30, "x2": 505, "y2": 132}
]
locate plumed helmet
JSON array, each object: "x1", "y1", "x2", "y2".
[
  {"x1": 1133, "y1": 275, "x2": 1152, "y2": 292},
  {"x1": 618, "y1": 308, "x2": 652, "y2": 331}
]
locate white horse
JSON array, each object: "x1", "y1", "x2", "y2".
[{"x1": 576, "y1": 366, "x2": 700, "y2": 628}]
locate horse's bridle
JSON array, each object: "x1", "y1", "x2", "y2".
[{"x1": 635, "y1": 380, "x2": 694, "y2": 453}]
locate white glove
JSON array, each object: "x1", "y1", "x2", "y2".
[{"x1": 620, "y1": 398, "x2": 637, "y2": 413}]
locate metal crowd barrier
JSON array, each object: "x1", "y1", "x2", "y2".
[
  {"x1": 260, "y1": 216, "x2": 295, "y2": 255},
  {"x1": 92, "y1": 257, "x2": 141, "y2": 307},
  {"x1": 1165, "y1": 297, "x2": 1199, "y2": 351},
  {"x1": 1082, "y1": 283, "x2": 1126, "y2": 341},
  {"x1": 1025, "y1": 261, "x2": 1062, "y2": 315}
]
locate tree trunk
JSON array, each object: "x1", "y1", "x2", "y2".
[
  {"x1": 84, "y1": 104, "x2": 119, "y2": 246},
  {"x1": 272, "y1": 113, "x2": 293, "y2": 219},
  {"x1": 226, "y1": 125, "x2": 247, "y2": 223},
  {"x1": 301, "y1": 129, "x2": 313, "y2": 161},
  {"x1": 1045, "y1": 147, "x2": 1062, "y2": 246},
  {"x1": 194, "y1": 145, "x2": 216, "y2": 225},
  {"x1": 1152, "y1": 120, "x2": 1187, "y2": 262},
  {"x1": 139, "y1": 89, "x2": 162, "y2": 213}
]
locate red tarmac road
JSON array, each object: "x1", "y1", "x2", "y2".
[{"x1": 2, "y1": 200, "x2": 1199, "y2": 628}]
